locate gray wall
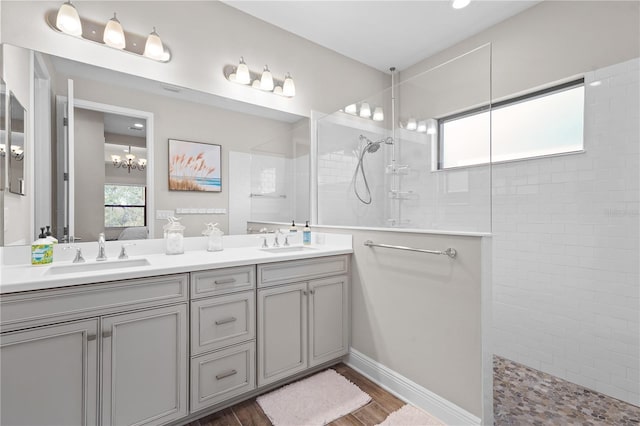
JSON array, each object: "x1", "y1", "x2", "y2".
[{"x1": 73, "y1": 108, "x2": 105, "y2": 241}]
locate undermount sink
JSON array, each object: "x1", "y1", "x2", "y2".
[
  {"x1": 259, "y1": 246, "x2": 318, "y2": 254},
  {"x1": 45, "y1": 258, "x2": 151, "y2": 275}
]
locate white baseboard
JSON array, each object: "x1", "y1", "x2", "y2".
[{"x1": 346, "y1": 348, "x2": 481, "y2": 426}]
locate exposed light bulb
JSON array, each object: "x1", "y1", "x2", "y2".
[
  {"x1": 260, "y1": 65, "x2": 274, "y2": 91},
  {"x1": 360, "y1": 102, "x2": 371, "y2": 118},
  {"x1": 406, "y1": 118, "x2": 417, "y2": 131},
  {"x1": 345, "y1": 104, "x2": 357, "y2": 115},
  {"x1": 143, "y1": 27, "x2": 165, "y2": 60},
  {"x1": 235, "y1": 57, "x2": 251, "y2": 85},
  {"x1": 451, "y1": 0, "x2": 471, "y2": 9},
  {"x1": 282, "y1": 73, "x2": 296, "y2": 97},
  {"x1": 103, "y1": 13, "x2": 125, "y2": 49},
  {"x1": 372, "y1": 107, "x2": 384, "y2": 121},
  {"x1": 417, "y1": 121, "x2": 427, "y2": 133},
  {"x1": 56, "y1": 1, "x2": 82, "y2": 36}
]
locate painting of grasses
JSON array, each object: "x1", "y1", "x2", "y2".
[{"x1": 169, "y1": 139, "x2": 221, "y2": 192}]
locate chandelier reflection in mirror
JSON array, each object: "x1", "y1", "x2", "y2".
[{"x1": 112, "y1": 146, "x2": 146, "y2": 173}]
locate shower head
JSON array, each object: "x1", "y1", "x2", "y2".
[{"x1": 359, "y1": 135, "x2": 394, "y2": 154}]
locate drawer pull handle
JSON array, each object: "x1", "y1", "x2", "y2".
[
  {"x1": 87, "y1": 334, "x2": 97, "y2": 341},
  {"x1": 102, "y1": 331, "x2": 112, "y2": 338},
  {"x1": 214, "y1": 278, "x2": 236, "y2": 285},
  {"x1": 303, "y1": 290, "x2": 308, "y2": 296},
  {"x1": 215, "y1": 317, "x2": 237, "y2": 325},
  {"x1": 216, "y1": 369, "x2": 238, "y2": 380},
  {"x1": 310, "y1": 289, "x2": 315, "y2": 295}
]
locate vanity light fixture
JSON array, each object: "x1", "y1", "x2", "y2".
[
  {"x1": 406, "y1": 117, "x2": 417, "y2": 131},
  {"x1": 224, "y1": 58, "x2": 296, "y2": 98},
  {"x1": 345, "y1": 104, "x2": 358, "y2": 115},
  {"x1": 417, "y1": 121, "x2": 427, "y2": 133},
  {"x1": 359, "y1": 102, "x2": 372, "y2": 118},
  {"x1": 112, "y1": 146, "x2": 146, "y2": 173},
  {"x1": 10, "y1": 145, "x2": 24, "y2": 161},
  {"x1": 55, "y1": 1, "x2": 82, "y2": 36},
  {"x1": 143, "y1": 27, "x2": 165, "y2": 60},
  {"x1": 47, "y1": 3, "x2": 171, "y2": 62},
  {"x1": 103, "y1": 13, "x2": 126, "y2": 49},
  {"x1": 451, "y1": 0, "x2": 471, "y2": 9},
  {"x1": 372, "y1": 107, "x2": 384, "y2": 122},
  {"x1": 260, "y1": 66, "x2": 274, "y2": 91},
  {"x1": 401, "y1": 117, "x2": 437, "y2": 135}
]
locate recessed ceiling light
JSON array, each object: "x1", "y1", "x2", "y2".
[
  {"x1": 589, "y1": 80, "x2": 602, "y2": 87},
  {"x1": 452, "y1": 0, "x2": 471, "y2": 9}
]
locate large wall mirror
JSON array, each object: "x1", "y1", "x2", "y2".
[
  {"x1": 8, "y1": 92, "x2": 26, "y2": 196},
  {"x1": 0, "y1": 81, "x2": 6, "y2": 191},
  {"x1": 0, "y1": 43, "x2": 308, "y2": 247}
]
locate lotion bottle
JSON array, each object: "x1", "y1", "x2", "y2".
[
  {"x1": 32, "y1": 227, "x2": 53, "y2": 265},
  {"x1": 303, "y1": 221, "x2": 311, "y2": 245}
]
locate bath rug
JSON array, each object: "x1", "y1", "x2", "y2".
[
  {"x1": 376, "y1": 404, "x2": 446, "y2": 426},
  {"x1": 256, "y1": 369, "x2": 371, "y2": 425}
]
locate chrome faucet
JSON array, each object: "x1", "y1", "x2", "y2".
[
  {"x1": 64, "y1": 246, "x2": 85, "y2": 263},
  {"x1": 96, "y1": 233, "x2": 107, "y2": 261}
]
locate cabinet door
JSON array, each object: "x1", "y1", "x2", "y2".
[
  {"x1": 257, "y1": 282, "x2": 308, "y2": 386},
  {"x1": 309, "y1": 275, "x2": 349, "y2": 367},
  {"x1": 0, "y1": 319, "x2": 99, "y2": 426},
  {"x1": 101, "y1": 304, "x2": 187, "y2": 426}
]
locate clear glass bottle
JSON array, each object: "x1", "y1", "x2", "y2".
[
  {"x1": 165, "y1": 220, "x2": 185, "y2": 255},
  {"x1": 204, "y1": 223, "x2": 224, "y2": 252}
]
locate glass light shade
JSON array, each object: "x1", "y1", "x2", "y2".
[
  {"x1": 56, "y1": 1, "x2": 82, "y2": 36},
  {"x1": 138, "y1": 158, "x2": 147, "y2": 166},
  {"x1": 252, "y1": 79, "x2": 261, "y2": 89},
  {"x1": 143, "y1": 27, "x2": 165, "y2": 60},
  {"x1": 417, "y1": 121, "x2": 427, "y2": 133},
  {"x1": 406, "y1": 118, "x2": 417, "y2": 130},
  {"x1": 11, "y1": 146, "x2": 23, "y2": 155},
  {"x1": 426, "y1": 118, "x2": 437, "y2": 135},
  {"x1": 260, "y1": 66, "x2": 274, "y2": 91},
  {"x1": 359, "y1": 102, "x2": 371, "y2": 118},
  {"x1": 345, "y1": 104, "x2": 357, "y2": 115},
  {"x1": 235, "y1": 57, "x2": 251, "y2": 85},
  {"x1": 111, "y1": 154, "x2": 121, "y2": 163},
  {"x1": 103, "y1": 13, "x2": 126, "y2": 49},
  {"x1": 452, "y1": 0, "x2": 471, "y2": 9},
  {"x1": 282, "y1": 73, "x2": 295, "y2": 97},
  {"x1": 125, "y1": 153, "x2": 135, "y2": 161},
  {"x1": 228, "y1": 70, "x2": 236, "y2": 82},
  {"x1": 372, "y1": 107, "x2": 384, "y2": 121},
  {"x1": 273, "y1": 86, "x2": 283, "y2": 95}
]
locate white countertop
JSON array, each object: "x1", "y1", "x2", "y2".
[{"x1": 0, "y1": 233, "x2": 352, "y2": 294}]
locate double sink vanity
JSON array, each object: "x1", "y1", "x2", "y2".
[{"x1": 0, "y1": 233, "x2": 352, "y2": 426}]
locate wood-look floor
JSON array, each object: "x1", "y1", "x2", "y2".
[{"x1": 187, "y1": 364, "x2": 405, "y2": 426}]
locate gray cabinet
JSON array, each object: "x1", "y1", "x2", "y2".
[
  {"x1": 256, "y1": 255, "x2": 350, "y2": 387},
  {"x1": 101, "y1": 304, "x2": 188, "y2": 426},
  {"x1": 257, "y1": 282, "x2": 308, "y2": 386},
  {"x1": 0, "y1": 319, "x2": 99, "y2": 426},
  {"x1": 189, "y1": 266, "x2": 257, "y2": 413}
]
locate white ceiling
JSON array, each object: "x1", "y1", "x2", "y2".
[
  {"x1": 223, "y1": 0, "x2": 541, "y2": 72},
  {"x1": 103, "y1": 113, "x2": 147, "y2": 138}
]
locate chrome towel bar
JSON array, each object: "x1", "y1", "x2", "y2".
[{"x1": 363, "y1": 240, "x2": 457, "y2": 259}]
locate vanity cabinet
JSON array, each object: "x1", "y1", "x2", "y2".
[
  {"x1": 0, "y1": 319, "x2": 99, "y2": 426},
  {"x1": 0, "y1": 274, "x2": 189, "y2": 426},
  {"x1": 189, "y1": 266, "x2": 256, "y2": 412},
  {"x1": 257, "y1": 255, "x2": 350, "y2": 386}
]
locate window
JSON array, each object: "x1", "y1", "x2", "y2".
[
  {"x1": 438, "y1": 79, "x2": 585, "y2": 169},
  {"x1": 104, "y1": 184, "x2": 146, "y2": 227}
]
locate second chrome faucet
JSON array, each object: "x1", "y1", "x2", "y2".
[{"x1": 96, "y1": 233, "x2": 108, "y2": 261}]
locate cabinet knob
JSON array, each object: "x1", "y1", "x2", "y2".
[
  {"x1": 310, "y1": 289, "x2": 315, "y2": 295},
  {"x1": 303, "y1": 290, "x2": 308, "y2": 296},
  {"x1": 87, "y1": 334, "x2": 97, "y2": 341}
]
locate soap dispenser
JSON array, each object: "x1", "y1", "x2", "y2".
[{"x1": 32, "y1": 227, "x2": 53, "y2": 265}]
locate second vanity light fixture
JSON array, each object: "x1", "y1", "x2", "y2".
[
  {"x1": 48, "y1": 1, "x2": 171, "y2": 62},
  {"x1": 343, "y1": 103, "x2": 385, "y2": 122},
  {"x1": 225, "y1": 57, "x2": 296, "y2": 98}
]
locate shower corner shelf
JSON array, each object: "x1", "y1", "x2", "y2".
[{"x1": 385, "y1": 165, "x2": 411, "y2": 175}]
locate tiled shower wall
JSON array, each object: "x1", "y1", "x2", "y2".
[{"x1": 492, "y1": 58, "x2": 640, "y2": 405}]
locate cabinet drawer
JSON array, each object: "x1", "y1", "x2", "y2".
[
  {"x1": 257, "y1": 255, "x2": 350, "y2": 287},
  {"x1": 1, "y1": 274, "x2": 188, "y2": 332},
  {"x1": 190, "y1": 341, "x2": 256, "y2": 412},
  {"x1": 191, "y1": 266, "x2": 255, "y2": 299},
  {"x1": 191, "y1": 292, "x2": 255, "y2": 355}
]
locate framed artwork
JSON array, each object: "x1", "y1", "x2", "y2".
[{"x1": 168, "y1": 139, "x2": 221, "y2": 192}]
